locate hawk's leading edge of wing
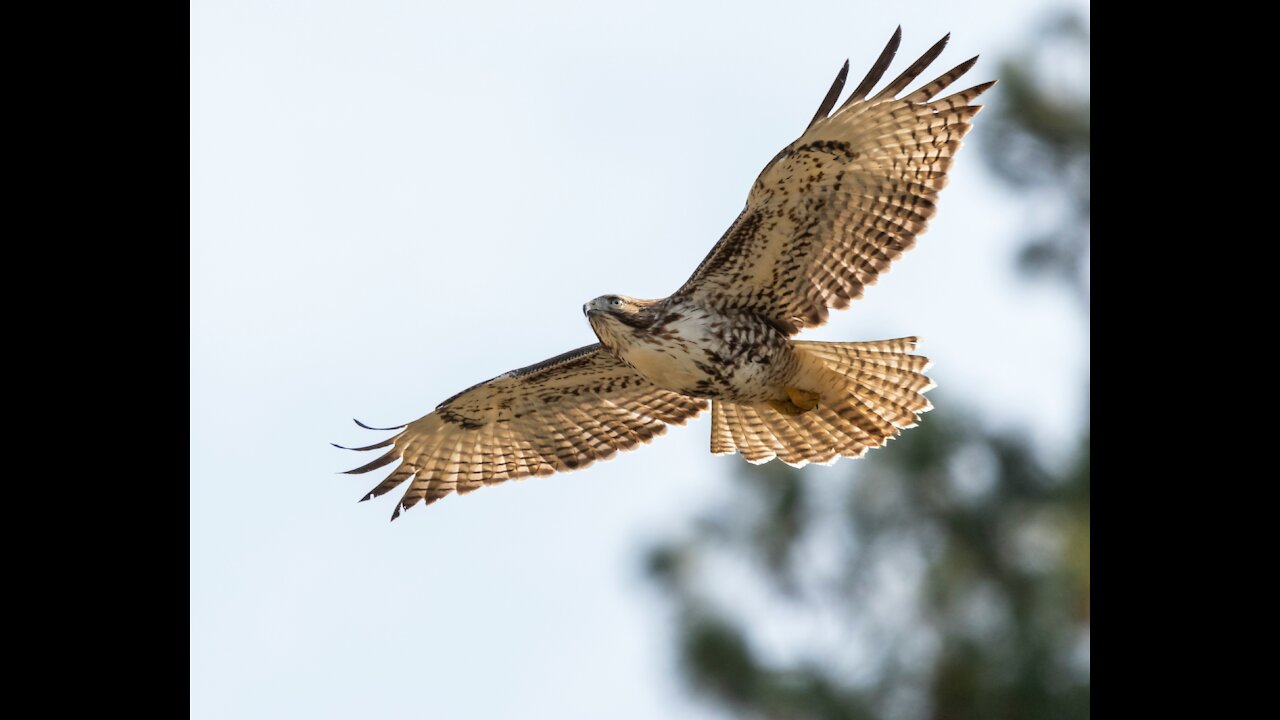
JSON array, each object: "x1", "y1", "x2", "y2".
[
  {"x1": 675, "y1": 28, "x2": 995, "y2": 334},
  {"x1": 339, "y1": 345, "x2": 708, "y2": 519}
]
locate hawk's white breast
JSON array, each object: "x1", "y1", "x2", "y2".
[
  {"x1": 621, "y1": 311, "x2": 715, "y2": 392},
  {"x1": 608, "y1": 303, "x2": 791, "y2": 402}
]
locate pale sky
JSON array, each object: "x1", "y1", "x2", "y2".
[{"x1": 191, "y1": 2, "x2": 1089, "y2": 717}]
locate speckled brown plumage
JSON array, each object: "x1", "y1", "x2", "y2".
[
  {"x1": 675, "y1": 29, "x2": 993, "y2": 334},
  {"x1": 341, "y1": 29, "x2": 992, "y2": 519},
  {"x1": 343, "y1": 345, "x2": 707, "y2": 519}
]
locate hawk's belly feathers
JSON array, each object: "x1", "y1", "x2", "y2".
[{"x1": 606, "y1": 305, "x2": 796, "y2": 402}]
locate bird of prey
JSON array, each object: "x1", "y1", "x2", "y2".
[{"x1": 339, "y1": 28, "x2": 994, "y2": 519}]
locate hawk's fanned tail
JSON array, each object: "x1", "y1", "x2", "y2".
[{"x1": 710, "y1": 338, "x2": 934, "y2": 467}]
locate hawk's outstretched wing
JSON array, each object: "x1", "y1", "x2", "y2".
[
  {"x1": 674, "y1": 29, "x2": 995, "y2": 334},
  {"x1": 340, "y1": 344, "x2": 707, "y2": 519}
]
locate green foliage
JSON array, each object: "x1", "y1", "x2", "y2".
[
  {"x1": 648, "y1": 407, "x2": 1090, "y2": 719},
  {"x1": 980, "y1": 11, "x2": 1090, "y2": 304}
]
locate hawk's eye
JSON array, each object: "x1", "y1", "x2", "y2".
[{"x1": 610, "y1": 298, "x2": 622, "y2": 308}]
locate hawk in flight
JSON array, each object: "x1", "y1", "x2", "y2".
[{"x1": 339, "y1": 29, "x2": 994, "y2": 519}]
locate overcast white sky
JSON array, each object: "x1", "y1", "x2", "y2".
[{"x1": 191, "y1": 2, "x2": 1089, "y2": 717}]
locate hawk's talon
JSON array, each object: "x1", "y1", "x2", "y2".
[
  {"x1": 768, "y1": 398, "x2": 806, "y2": 416},
  {"x1": 785, "y1": 387, "x2": 821, "y2": 412}
]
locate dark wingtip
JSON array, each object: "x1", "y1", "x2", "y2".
[
  {"x1": 390, "y1": 503, "x2": 403, "y2": 521},
  {"x1": 906, "y1": 53, "x2": 983, "y2": 103},
  {"x1": 806, "y1": 59, "x2": 851, "y2": 130},
  {"x1": 844, "y1": 26, "x2": 904, "y2": 106},
  {"x1": 342, "y1": 448, "x2": 399, "y2": 475},
  {"x1": 331, "y1": 436, "x2": 397, "y2": 452},
  {"x1": 873, "y1": 30, "x2": 953, "y2": 100},
  {"x1": 354, "y1": 418, "x2": 406, "y2": 431},
  {"x1": 965, "y1": 79, "x2": 999, "y2": 98}
]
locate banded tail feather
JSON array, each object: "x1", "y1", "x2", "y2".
[{"x1": 710, "y1": 337, "x2": 934, "y2": 467}]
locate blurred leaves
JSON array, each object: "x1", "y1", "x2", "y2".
[
  {"x1": 646, "y1": 10, "x2": 1090, "y2": 720},
  {"x1": 980, "y1": 10, "x2": 1090, "y2": 306},
  {"x1": 648, "y1": 409, "x2": 1090, "y2": 719}
]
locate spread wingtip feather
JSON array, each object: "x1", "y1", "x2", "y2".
[
  {"x1": 807, "y1": 59, "x2": 850, "y2": 130},
  {"x1": 353, "y1": 418, "x2": 406, "y2": 431},
  {"x1": 843, "y1": 26, "x2": 903, "y2": 107}
]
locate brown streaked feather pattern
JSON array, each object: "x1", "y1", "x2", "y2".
[
  {"x1": 675, "y1": 30, "x2": 994, "y2": 335},
  {"x1": 344, "y1": 344, "x2": 707, "y2": 519}
]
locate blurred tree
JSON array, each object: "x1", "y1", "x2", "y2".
[
  {"x1": 646, "y1": 11, "x2": 1089, "y2": 720},
  {"x1": 981, "y1": 11, "x2": 1090, "y2": 305}
]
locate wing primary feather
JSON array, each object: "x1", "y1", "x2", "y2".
[
  {"x1": 807, "y1": 60, "x2": 849, "y2": 130},
  {"x1": 873, "y1": 33, "x2": 950, "y2": 100},
  {"x1": 330, "y1": 437, "x2": 396, "y2": 452},
  {"x1": 935, "y1": 80, "x2": 997, "y2": 108},
  {"x1": 843, "y1": 25, "x2": 902, "y2": 107},
  {"x1": 342, "y1": 448, "x2": 399, "y2": 475},
  {"x1": 353, "y1": 418, "x2": 406, "y2": 431},
  {"x1": 905, "y1": 55, "x2": 979, "y2": 103},
  {"x1": 360, "y1": 465, "x2": 414, "y2": 502}
]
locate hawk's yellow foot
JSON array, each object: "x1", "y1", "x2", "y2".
[
  {"x1": 768, "y1": 398, "x2": 806, "y2": 416},
  {"x1": 785, "y1": 387, "x2": 821, "y2": 412}
]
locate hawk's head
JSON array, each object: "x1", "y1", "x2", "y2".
[{"x1": 584, "y1": 295, "x2": 660, "y2": 347}]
